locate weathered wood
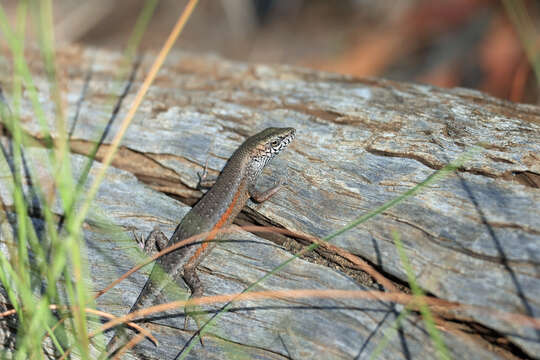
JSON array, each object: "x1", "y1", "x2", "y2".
[{"x1": 0, "y1": 46, "x2": 539, "y2": 359}]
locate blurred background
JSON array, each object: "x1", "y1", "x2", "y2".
[{"x1": 2, "y1": 0, "x2": 539, "y2": 104}]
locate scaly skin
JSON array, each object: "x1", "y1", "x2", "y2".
[{"x1": 106, "y1": 127, "x2": 295, "y2": 357}]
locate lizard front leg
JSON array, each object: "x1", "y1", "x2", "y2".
[{"x1": 248, "y1": 178, "x2": 286, "y2": 203}]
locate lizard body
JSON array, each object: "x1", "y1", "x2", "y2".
[{"x1": 106, "y1": 127, "x2": 295, "y2": 357}]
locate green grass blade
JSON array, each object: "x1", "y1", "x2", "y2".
[
  {"x1": 501, "y1": 0, "x2": 540, "y2": 87},
  {"x1": 45, "y1": 322, "x2": 66, "y2": 357},
  {"x1": 392, "y1": 231, "x2": 451, "y2": 360},
  {"x1": 369, "y1": 308, "x2": 411, "y2": 360},
  {"x1": 0, "y1": 4, "x2": 53, "y2": 148},
  {"x1": 125, "y1": 0, "x2": 160, "y2": 61},
  {"x1": 6, "y1": 8, "x2": 33, "y2": 354},
  {"x1": 32, "y1": 1, "x2": 92, "y2": 357},
  {"x1": 0, "y1": 0, "x2": 159, "y2": 357}
]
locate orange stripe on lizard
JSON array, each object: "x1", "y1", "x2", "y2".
[{"x1": 187, "y1": 188, "x2": 241, "y2": 266}]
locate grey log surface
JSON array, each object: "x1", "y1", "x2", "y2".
[{"x1": 0, "y1": 46, "x2": 539, "y2": 359}]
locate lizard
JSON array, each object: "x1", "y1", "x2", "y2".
[{"x1": 105, "y1": 127, "x2": 296, "y2": 358}]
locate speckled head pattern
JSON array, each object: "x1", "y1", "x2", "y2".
[{"x1": 243, "y1": 127, "x2": 296, "y2": 181}]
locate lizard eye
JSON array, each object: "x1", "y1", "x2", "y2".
[{"x1": 271, "y1": 140, "x2": 280, "y2": 147}]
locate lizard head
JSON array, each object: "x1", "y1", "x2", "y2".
[
  {"x1": 249, "y1": 127, "x2": 295, "y2": 160},
  {"x1": 244, "y1": 127, "x2": 296, "y2": 178}
]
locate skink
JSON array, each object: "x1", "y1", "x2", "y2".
[{"x1": 106, "y1": 127, "x2": 296, "y2": 357}]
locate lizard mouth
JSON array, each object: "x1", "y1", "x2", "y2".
[{"x1": 283, "y1": 128, "x2": 296, "y2": 146}]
